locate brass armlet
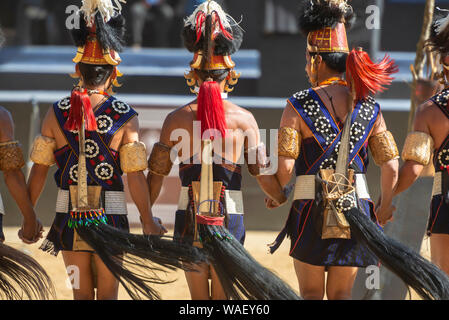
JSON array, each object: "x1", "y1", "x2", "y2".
[
  {"x1": 245, "y1": 143, "x2": 270, "y2": 177},
  {"x1": 0, "y1": 141, "x2": 25, "y2": 171},
  {"x1": 401, "y1": 131, "x2": 434, "y2": 166},
  {"x1": 148, "y1": 142, "x2": 174, "y2": 176},
  {"x1": 368, "y1": 131, "x2": 400, "y2": 166},
  {"x1": 278, "y1": 127, "x2": 301, "y2": 160},
  {"x1": 120, "y1": 141, "x2": 148, "y2": 173},
  {"x1": 30, "y1": 135, "x2": 56, "y2": 166}
]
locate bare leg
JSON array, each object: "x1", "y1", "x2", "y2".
[
  {"x1": 62, "y1": 251, "x2": 95, "y2": 300},
  {"x1": 430, "y1": 234, "x2": 449, "y2": 275},
  {"x1": 93, "y1": 254, "x2": 120, "y2": 300},
  {"x1": 185, "y1": 262, "x2": 211, "y2": 300},
  {"x1": 326, "y1": 266, "x2": 358, "y2": 300},
  {"x1": 210, "y1": 265, "x2": 227, "y2": 300},
  {"x1": 293, "y1": 259, "x2": 325, "y2": 300}
]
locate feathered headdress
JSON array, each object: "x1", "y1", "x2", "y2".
[
  {"x1": 71, "y1": 0, "x2": 126, "y2": 66},
  {"x1": 182, "y1": 0, "x2": 243, "y2": 70},
  {"x1": 67, "y1": 0, "x2": 126, "y2": 132},
  {"x1": 427, "y1": 7, "x2": 449, "y2": 56},
  {"x1": 298, "y1": 0, "x2": 355, "y2": 54},
  {"x1": 182, "y1": 0, "x2": 243, "y2": 140}
]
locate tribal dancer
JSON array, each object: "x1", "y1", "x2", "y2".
[
  {"x1": 268, "y1": 0, "x2": 449, "y2": 300},
  {"x1": 395, "y1": 8, "x2": 449, "y2": 277},
  {"x1": 27, "y1": 0, "x2": 205, "y2": 300},
  {"x1": 0, "y1": 26, "x2": 54, "y2": 300},
  {"x1": 147, "y1": 0, "x2": 299, "y2": 300}
]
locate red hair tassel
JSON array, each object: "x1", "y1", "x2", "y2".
[
  {"x1": 64, "y1": 88, "x2": 98, "y2": 132},
  {"x1": 346, "y1": 48, "x2": 398, "y2": 101},
  {"x1": 197, "y1": 80, "x2": 227, "y2": 140}
]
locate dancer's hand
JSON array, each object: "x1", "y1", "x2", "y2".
[
  {"x1": 265, "y1": 197, "x2": 281, "y2": 210},
  {"x1": 18, "y1": 218, "x2": 44, "y2": 244},
  {"x1": 142, "y1": 217, "x2": 167, "y2": 236},
  {"x1": 376, "y1": 204, "x2": 396, "y2": 227}
]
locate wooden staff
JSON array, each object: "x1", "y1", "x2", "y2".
[{"x1": 408, "y1": 0, "x2": 435, "y2": 133}]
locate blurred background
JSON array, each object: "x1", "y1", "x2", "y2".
[{"x1": 0, "y1": 0, "x2": 445, "y2": 231}]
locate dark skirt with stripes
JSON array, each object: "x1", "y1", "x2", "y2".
[{"x1": 282, "y1": 199, "x2": 379, "y2": 267}]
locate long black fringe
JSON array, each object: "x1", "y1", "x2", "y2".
[
  {"x1": 0, "y1": 243, "x2": 55, "y2": 300},
  {"x1": 344, "y1": 207, "x2": 449, "y2": 300},
  {"x1": 76, "y1": 223, "x2": 208, "y2": 300},
  {"x1": 198, "y1": 224, "x2": 301, "y2": 300}
]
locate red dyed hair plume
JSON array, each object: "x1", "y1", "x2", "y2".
[
  {"x1": 197, "y1": 80, "x2": 227, "y2": 140},
  {"x1": 64, "y1": 88, "x2": 98, "y2": 132},
  {"x1": 194, "y1": 9, "x2": 233, "y2": 45},
  {"x1": 346, "y1": 48, "x2": 399, "y2": 101}
]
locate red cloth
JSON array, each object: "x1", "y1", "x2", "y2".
[{"x1": 196, "y1": 215, "x2": 225, "y2": 226}]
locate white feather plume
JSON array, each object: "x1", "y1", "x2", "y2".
[
  {"x1": 184, "y1": 0, "x2": 231, "y2": 30},
  {"x1": 80, "y1": 0, "x2": 126, "y2": 27}
]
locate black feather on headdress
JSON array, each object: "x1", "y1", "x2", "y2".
[
  {"x1": 70, "y1": 12, "x2": 126, "y2": 53},
  {"x1": 427, "y1": 9, "x2": 449, "y2": 56},
  {"x1": 298, "y1": 0, "x2": 355, "y2": 36},
  {"x1": 95, "y1": 13, "x2": 126, "y2": 53}
]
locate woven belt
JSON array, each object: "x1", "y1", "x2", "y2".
[
  {"x1": 55, "y1": 188, "x2": 128, "y2": 215},
  {"x1": 293, "y1": 174, "x2": 371, "y2": 200},
  {"x1": 432, "y1": 171, "x2": 442, "y2": 196},
  {"x1": 177, "y1": 186, "x2": 244, "y2": 215}
]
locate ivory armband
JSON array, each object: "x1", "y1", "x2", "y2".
[
  {"x1": 0, "y1": 141, "x2": 25, "y2": 171},
  {"x1": 278, "y1": 127, "x2": 301, "y2": 160},
  {"x1": 401, "y1": 131, "x2": 434, "y2": 166},
  {"x1": 30, "y1": 135, "x2": 56, "y2": 166},
  {"x1": 245, "y1": 143, "x2": 269, "y2": 177},
  {"x1": 119, "y1": 141, "x2": 148, "y2": 173},
  {"x1": 148, "y1": 142, "x2": 173, "y2": 176},
  {"x1": 368, "y1": 131, "x2": 399, "y2": 166}
]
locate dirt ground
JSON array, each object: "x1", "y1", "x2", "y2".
[{"x1": 3, "y1": 227, "x2": 428, "y2": 300}]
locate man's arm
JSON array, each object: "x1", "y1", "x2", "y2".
[
  {"x1": 263, "y1": 103, "x2": 301, "y2": 209},
  {"x1": 276, "y1": 104, "x2": 300, "y2": 188},
  {"x1": 368, "y1": 112, "x2": 400, "y2": 225},
  {"x1": 146, "y1": 112, "x2": 177, "y2": 207},
  {"x1": 0, "y1": 108, "x2": 42, "y2": 243},
  {"x1": 394, "y1": 104, "x2": 432, "y2": 196},
  {"x1": 27, "y1": 107, "x2": 55, "y2": 207},
  {"x1": 241, "y1": 110, "x2": 288, "y2": 205},
  {"x1": 121, "y1": 116, "x2": 166, "y2": 235}
]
